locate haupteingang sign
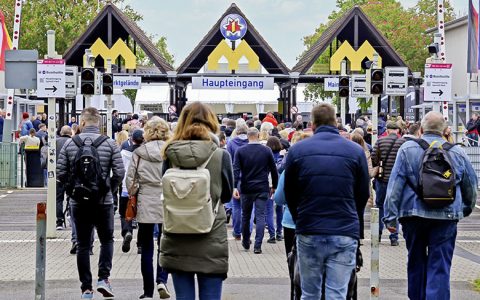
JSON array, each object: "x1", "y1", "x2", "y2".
[{"x1": 192, "y1": 77, "x2": 274, "y2": 90}]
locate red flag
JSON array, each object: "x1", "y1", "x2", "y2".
[{"x1": 0, "y1": 10, "x2": 13, "y2": 71}]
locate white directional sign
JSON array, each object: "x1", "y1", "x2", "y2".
[
  {"x1": 113, "y1": 75, "x2": 142, "y2": 90},
  {"x1": 324, "y1": 77, "x2": 339, "y2": 91},
  {"x1": 37, "y1": 59, "x2": 66, "y2": 98},
  {"x1": 351, "y1": 74, "x2": 368, "y2": 98},
  {"x1": 424, "y1": 63, "x2": 452, "y2": 102},
  {"x1": 385, "y1": 67, "x2": 408, "y2": 96}
]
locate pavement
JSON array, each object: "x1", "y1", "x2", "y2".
[{"x1": 0, "y1": 189, "x2": 479, "y2": 299}]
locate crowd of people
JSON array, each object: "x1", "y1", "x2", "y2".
[{"x1": 49, "y1": 103, "x2": 477, "y2": 300}]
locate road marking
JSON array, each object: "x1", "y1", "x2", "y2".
[{"x1": 7, "y1": 190, "x2": 13, "y2": 194}]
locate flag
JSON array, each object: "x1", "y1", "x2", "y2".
[
  {"x1": 468, "y1": 0, "x2": 480, "y2": 73},
  {"x1": 0, "y1": 10, "x2": 13, "y2": 71}
]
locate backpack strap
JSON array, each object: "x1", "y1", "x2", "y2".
[
  {"x1": 92, "y1": 135, "x2": 109, "y2": 148},
  {"x1": 198, "y1": 150, "x2": 217, "y2": 170},
  {"x1": 412, "y1": 138, "x2": 430, "y2": 150},
  {"x1": 441, "y1": 142, "x2": 455, "y2": 151},
  {"x1": 72, "y1": 135, "x2": 84, "y2": 148}
]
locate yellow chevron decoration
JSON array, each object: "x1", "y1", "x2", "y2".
[
  {"x1": 85, "y1": 38, "x2": 136, "y2": 69},
  {"x1": 330, "y1": 41, "x2": 382, "y2": 71},
  {"x1": 207, "y1": 40, "x2": 259, "y2": 71}
]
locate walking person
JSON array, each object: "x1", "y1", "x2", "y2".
[
  {"x1": 284, "y1": 103, "x2": 369, "y2": 300},
  {"x1": 226, "y1": 124, "x2": 249, "y2": 240},
  {"x1": 466, "y1": 113, "x2": 480, "y2": 146},
  {"x1": 119, "y1": 130, "x2": 144, "y2": 253},
  {"x1": 233, "y1": 127, "x2": 279, "y2": 254},
  {"x1": 265, "y1": 136, "x2": 284, "y2": 243},
  {"x1": 56, "y1": 126, "x2": 72, "y2": 230},
  {"x1": 160, "y1": 102, "x2": 234, "y2": 300},
  {"x1": 384, "y1": 112, "x2": 477, "y2": 300},
  {"x1": 126, "y1": 118, "x2": 171, "y2": 299},
  {"x1": 372, "y1": 121, "x2": 404, "y2": 246},
  {"x1": 57, "y1": 107, "x2": 125, "y2": 299}
]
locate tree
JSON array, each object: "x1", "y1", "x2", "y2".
[
  {"x1": 0, "y1": 0, "x2": 141, "y2": 56},
  {"x1": 301, "y1": 0, "x2": 456, "y2": 102}
]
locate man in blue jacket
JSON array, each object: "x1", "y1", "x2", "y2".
[
  {"x1": 233, "y1": 127, "x2": 278, "y2": 254},
  {"x1": 284, "y1": 103, "x2": 369, "y2": 300},
  {"x1": 384, "y1": 112, "x2": 477, "y2": 300}
]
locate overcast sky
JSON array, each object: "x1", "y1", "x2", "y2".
[{"x1": 122, "y1": 0, "x2": 468, "y2": 68}]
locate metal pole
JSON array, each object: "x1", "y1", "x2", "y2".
[
  {"x1": 340, "y1": 97, "x2": 346, "y2": 126},
  {"x1": 35, "y1": 202, "x2": 46, "y2": 300},
  {"x1": 2, "y1": 0, "x2": 24, "y2": 142},
  {"x1": 370, "y1": 207, "x2": 380, "y2": 299},
  {"x1": 106, "y1": 59, "x2": 113, "y2": 138},
  {"x1": 372, "y1": 95, "x2": 379, "y2": 146},
  {"x1": 46, "y1": 30, "x2": 60, "y2": 238}
]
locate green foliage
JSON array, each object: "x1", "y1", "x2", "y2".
[
  {"x1": 474, "y1": 278, "x2": 480, "y2": 291},
  {"x1": 301, "y1": 0, "x2": 456, "y2": 102},
  {"x1": 123, "y1": 89, "x2": 138, "y2": 108}
]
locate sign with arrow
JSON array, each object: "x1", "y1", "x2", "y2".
[
  {"x1": 37, "y1": 59, "x2": 66, "y2": 98},
  {"x1": 424, "y1": 63, "x2": 452, "y2": 102}
]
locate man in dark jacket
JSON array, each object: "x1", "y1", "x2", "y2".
[
  {"x1": 227, "y1": 124, "x2": 249, "y2": 239},
  {"x1": 284, "y1": 103, "x2": 369, "y2": 299},
  {"x1": 57, "y1": 107, "x2": 125, "y2": 299},
  {"x1": 233, "y1": 127, "x2": 278, "y2": 254},
  {"x1": 372, "y1": 121, "x2": 404, "y2": 246},
  {"x1": 55, "y1": 126, "x2": 73, "y2": 230},
  {"x1": 466, "y1": 113, "x2": 479, "y2": 146},
  {"x1": 112, "y1": 110, "x2": 122, "y2": 138}
]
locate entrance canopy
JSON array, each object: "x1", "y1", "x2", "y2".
[{"x1": 293, "y1": 6, "x2": 409, "y2": 77}]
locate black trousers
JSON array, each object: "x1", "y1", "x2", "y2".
[
  {"x1": 71, "y1": 203, "x2": 114, "y2": 292},
  {"x1": 56, "y1": 184, "x2": 65, "y2": 225},
  {"x1": 284, "y1": 227, "x2": 296, "y2": 258},
  {"x1": 119, "y1": 196, "x2": 133, "y2": 237}
]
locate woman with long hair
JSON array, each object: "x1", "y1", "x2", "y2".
[
  {"x1": 265, "y1": 136, "x2": 284, "y2": 243},
  {"x1": 126, "y1": 117, "x2": 171, "y2": 299},
  {"x1": 160, "y1": 102, "x2": 234, "y2": 300}
]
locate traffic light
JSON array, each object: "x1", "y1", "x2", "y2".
[
  {"x1": 370, "y1": 69, "x2": 384, "y2": 95},
  {"x1": 81, "y1": 68, "x2": 95, "y2": 95},
  {"x1": 338, "y1": 76, "x2": 349, "y2": 98},
  {"x1": 102, "y1": 73, "x2": 113, "y2": 95}
]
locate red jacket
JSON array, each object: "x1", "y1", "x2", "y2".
[{"x1": 263, "y1": 115, "x2": 278, "y2": 127}]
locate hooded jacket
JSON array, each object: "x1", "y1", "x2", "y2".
[
  {"x1": 160, "y1": 140, "x2": 233, "y2": 276},
  {"x1": 226, "y1": 134, "x2": 248, "y2": 161},
  {"x1": 126, "y1": 140, "x2": 166, "y2": 224}
]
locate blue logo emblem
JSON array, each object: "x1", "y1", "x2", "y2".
[{"x1": 220, "y1": 14, "x2": 247, "y2": 41}]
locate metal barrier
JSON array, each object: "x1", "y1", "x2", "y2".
[
  {"x1": 0, "y1": 142, "x2": 18, "y2": 188},
  {"x1": 370, "y1": 207, "x2": 380, "y2": 299},
  {"x1": 35, "y1": 202, "x2": 46, "y2": 300},
  {"x1": 463, "y1": 146, "x2": 480, "y2": 187}
]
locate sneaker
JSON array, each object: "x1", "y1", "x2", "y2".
[
  {"x1": 138, "y1": 295, "x2": 153, "y2": 299},
  {"x1": 70, "y1": 242, "x2": 77, "y2": 255},
  {"x1": 56, "y1": 225, "x2": 64, "y2": 231},
  {"x1": 254, "y1": 248, "x2": 262, "y2": 254},
  {"x1": 96, "y1": 279, "x2": 114, "y2": 299},
  {"x1": 233, "y1": 235, "x2": 241, "y2": 241},
  {"x1": 267, "y1": 237, "x2": 276, "y2": 244},
  {"x1": 390, "y1": 239, "x2": 399, "y2": 246},
  {"x1": 122, "y1": 232, "x2": 132, "y2": 253},
  {"x1": 157, "y1": 282, "x2": 171, "y2": 299},
  {"x1": 276, "y1": 234, "x2": 283, "y2": 241},
  {"x1": 81, "y1": 290, "x2": 94, "y2": 299}
]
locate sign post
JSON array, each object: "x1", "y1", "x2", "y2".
[
  {"x1": 106, "y1": 59, "x2": 113, "y2": 138},
  {"x1": 43, "y1": 30, "x2": 63, "y2": 238}
]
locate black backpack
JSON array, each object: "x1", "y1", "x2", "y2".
[
  {"x1": 67, "y1": 135, "x2": 109, "y2": 202},
  {"x1": 413, "y1": 139, "x2": 456, "y2": 208}
]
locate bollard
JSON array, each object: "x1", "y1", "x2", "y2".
[
  {"x1": 35, "y1": 203, "x2": 46, "y2": 300},
  {"x1": 370, "y1": 207, "x2": 380, "y2": 299}
]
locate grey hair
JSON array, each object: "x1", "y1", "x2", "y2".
[
  {"x1": 60, "y1": 125, "x2": 72, "y2": 137},
  {"x1": 421, "y1": 111, "x2": 445, "y2": 134},
  {"x1": 247, "y1": 127, "x2": 259, "y2": 138},
  {"x1": 236, "y1": 124, "x2": 248, "y2": 135}
]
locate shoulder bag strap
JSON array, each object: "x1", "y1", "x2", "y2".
[
  {"x1": 198, "y1": 150, "x2": 217, "y2": 170},
  {"x1": 381, "y1": 138, "x2": 397, "y2": 167},
  {"x1": 129, "y1": 155, "x2": 142, "y2": 196}
]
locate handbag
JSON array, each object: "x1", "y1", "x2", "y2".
[{"x1": 126, "y1": 156, "x2": 141, "y2": 222}]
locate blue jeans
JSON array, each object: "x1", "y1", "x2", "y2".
[
  {"x1": 171, "y1": 272, "x2": 223, "y2": 300},
  {"x1": 401, "y1": 217, "x2": 457, "y2": 300},
  {"x1": 266, "y1": 199, "x2": 283, "y2": 237},
  {"x1": 297, "y1": 234, "x2": 357, "y2": 300},
  {"x1": 138, "y1": 223, "x2": 168, "y2": 297},
  {"x1": 241, "y1": 192, "x2": 268, "y2": 249},
  {"x1": 232, "y1": 198, "x2": 242, "y2": 238},
  {"x1": 375, "y1": 180, "x2": 398, "y2": 241}
]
